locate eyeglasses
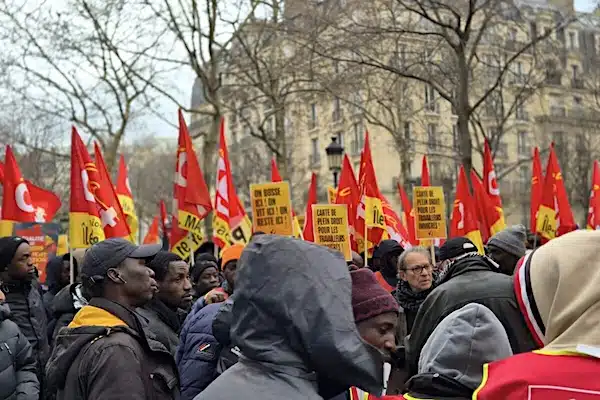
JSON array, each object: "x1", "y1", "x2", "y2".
[{"x1": 403, "y1": 264, "x2": 433, "y2": 275}]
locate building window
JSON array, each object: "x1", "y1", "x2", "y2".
[
  {"x1": 572, "y1": 65, "x2": 579, "y2": 80},
  {"x1": 352, "y1": 121, "x2": 364, "y2": 155},
  {"x1": 336, "y1": 131, "x2": 344, "y2": 148},
  {"x1": 403, "y1": 121, "x2": 414, "y2": 151},
  {"x1": 497, "y1": 140, "x2": 509, "y2": 160},
  {"x1": 508, "y1": 28, "x2": 517, "y2": 41},
  {"x1": 424, "y1": 84, "x2": 438, "y2": 113},
  {"x1": 311, "y1": 137, "x2": 320, "y2": 164},
  {"x1": 429, "y1": 160, "x2": 441, "y2": 179},
  {"x1": 517, "y1": 131, "x2": 529, "y2": 156},
  {"x1": 309, "y1": 103, "x2": 317, "y2": 129},
  {"x1": 333, "y1": 97, "x2": 342, "y2": 121},
  {"x1": 452, "y1": 124, "x2": 460, "y2": 152},
  {"x1": 568, "y1": 31, "x2": 577, "y2": 49},
  {"x1": 516, "y1": 104, "x2": 528, "y2": 120},
  {"x1": 427, "y1": 124, "x2": 438, "y2": 151}
]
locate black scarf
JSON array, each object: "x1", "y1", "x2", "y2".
[{"x1": 394, "y1": 277, "x2": 435, "y2": 312}]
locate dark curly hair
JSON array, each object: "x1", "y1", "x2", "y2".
[{"x1": 147, "y1": 251, "x2": 184, "y2": 282}]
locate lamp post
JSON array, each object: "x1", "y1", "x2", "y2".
[{"x1": 325, "y1": 136, "x2": 344, "y2": 188}]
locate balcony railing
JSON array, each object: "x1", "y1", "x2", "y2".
[
  {"x1": 571, "y1": 78, "x2": 585, "y2": 89},
  {"x1": 545, "y1": 73, "x2": 562, "y2": 85}
]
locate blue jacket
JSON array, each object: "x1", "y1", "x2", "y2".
[{"x1": 176, "y1": 301, "x2": 222, "y2": 400}]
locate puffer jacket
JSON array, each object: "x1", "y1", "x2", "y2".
[
  {"x1": 196, "y1": 235, "x2": 385, "y2": 400},
  {"x1": 137, "y1": 298, "x2": 183, "y2": 356},
  {"x1": 48, "y1": 283, "x2": 88, "y2": 346},
  {"x1": 406, "y1": 254, "x2": 537, "y2": 378},
  {"x1": 176, "y1": 301, "x2": 222, "y2": 400},
  {"x1": 46, "y1": 297, "x2": 179, "y2": 400},
  {"x1": 1, "y1": 281, "x2": 48, "y2": 384},
  {"x1": 0, "y1": 302, "x2": 39, "y2": 400}
]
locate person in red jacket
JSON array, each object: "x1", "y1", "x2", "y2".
[{"x1": 474, "y1": 230, "x2": 600, "y2": 399}]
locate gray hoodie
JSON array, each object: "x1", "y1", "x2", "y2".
[
  {"x1": 196, "y1": 235, "x2": 384, "y2": 400},
  {"x1": 405, "y1": 303, "x2": 513, "y2": 399}
]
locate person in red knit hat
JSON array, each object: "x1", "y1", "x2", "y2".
[{"x1": 330, "y1": 268, "x2": 399, "y2": 400}]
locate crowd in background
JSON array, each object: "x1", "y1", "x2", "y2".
[{"x1": 0, "y1": 223, "x2": 598, "y2": 400}]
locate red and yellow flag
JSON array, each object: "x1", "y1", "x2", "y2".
[
  {"x1": 530, "y1": 147, "x2": 543, "y2": 232},
  {"x1": 302, "y1": 173, "x2": 318, "y2": 242},
  {"x1": 381, "y1": 194, "x2": 412, "y2": 249},
  {"x1": 450, "y1": 166, "x2": 484, "y2": 253},
  {"x1": 1, "y1": 145, "x2": 61, "y2": 224},
  {"x1": 271, "y1": 158, "x2": 303, "y2": 238},
  {"x1": 335, "y1": 154, "x2": 359, "y2": 251},
  {"x1": 397, "y1": 183, "x2": 418, "y2": 246},
  {"x1": 483, "y1": 140, "x2": 506, "y2": 234},
  {"x1": 588, "y1": 160, "x2": 600, "y2": 230},
  {"x1": 470, "y1": 171, "x2": 502, "y2": 243},
  {"x1": 536, "y1": 144, "x2": 576, "y2": 241},
  {"x1": 355, "y1": 131, "x2": 385, "y2": 251},
  {"x1": 93, "y1": 143, "x2": 132, "y2": 240},
  {"x1": 116, "y1": 155, "x2": 139, "y2": 242},
  {"x1": 213, "y1": 118, "x2": 252, "y2": 248},
  {"x1": 421, "y1": 155, "x2": 430, "y2": 186}
]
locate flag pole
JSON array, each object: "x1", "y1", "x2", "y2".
[
  {"x1": 69, "y1": 249, "x2": 75, "y2": 284},
  {"x1": 364, "y1": 213, "x2": 368, "y2": 268},
  {"x1": 430, "y1": 242, "x2": 436, "y2": 265}
]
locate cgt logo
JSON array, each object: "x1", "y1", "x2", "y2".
[{"x1": 528, "y1": 385, "x2": 600, "y2": 399}]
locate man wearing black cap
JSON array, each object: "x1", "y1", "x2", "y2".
[
  {"x1": 405, "y1": 236, "x2": 537, "y2": 380},
  {"x1": 371, "y1": 239, "x2": 404, "y2": 293},
  {"x1": 0, "y1": 236, "x2": 49, "y2": 389},
  {"x1": 45, "y1": 238, "x2": 180, "y2": 400}
]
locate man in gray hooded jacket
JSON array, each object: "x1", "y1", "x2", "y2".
[{"x1": 196, "y1": 235, "x2": 385, "y2": 400}]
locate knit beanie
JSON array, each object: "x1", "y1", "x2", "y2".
[
  {"x1": 0, "y1": 236, "x2": 29, "y2": 272},
  {"x1": 191, "y1": 253, "x2": 219, "y2": 283},
  {"x1": 351, "y1": 269, "x2": 399, "y2": 323},
  {"x1": 221, "y1": 244, "x2": 244, "y2": 267},
  {"x1": 487, "y1": 224, "x2": 527, "y2": 258}
]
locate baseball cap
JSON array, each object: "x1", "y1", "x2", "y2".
[
  {"x1": 438, "y1": 237, "x2": 478, "y2": 262},
  {"x1": 82, "y1": 238, "x2": 162, "y2": 279}
]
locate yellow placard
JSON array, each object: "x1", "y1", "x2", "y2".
[
  {"x1": 535, "y1": 204, "x2": 556, "y2": 241},
  {"x1": 364, "y1": 196, "x2": 386, "y2": 229},
  {"x1": 250, "y1": 182, "x2": 294, "y2": 235},
  {"x1": 171, "y1": 231, "x2": 203, "y2": 260},
  {"x1": 327, "y1": 186, "x2": 337, "y2": 204},
  {"x1": 412, "y1": 186, "x2": 447, "y2": 240},
  {"x1": 297, "y1": 215, "x2": 306, "y2": 231},
  {"x1": 68, "y1": 212, "x2": 106, "y2": 249},
  {"x1": 312, "y1": 204, "x2": 352, "y2": 260},
  {"x1": 57, "y1": 234, "x2": 68, "y2": 256},
  {"x1": 0, "y1": 220, "x2": 14, "y2": 237}
]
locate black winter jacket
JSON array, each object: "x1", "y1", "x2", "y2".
[
  {"x1": 405, "y1": 254, "x2": 537, "y2": 377},
  {"x1": 0, "y1": 302, "x2": 39, "y2": 400},
  {"x1": 1, "y1": 281, "x2": 49, "y2": 384},
  {"x1": 136, "y1": 298, "x2": 184, "y2": 356},
  {"x1": 46, "y1": 297, "x2": 179, "y2": 400}
]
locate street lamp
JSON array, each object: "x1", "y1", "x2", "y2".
[{"x1": 325, "y1": 136, "x2": 344, "y2": 188}]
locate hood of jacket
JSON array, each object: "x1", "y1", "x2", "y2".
[
  {"x1": 230, "y1": 235, "x2": 384, "y2": 395},
  {"x1": 52, "y1": 283, "x2": 79, "y2": 316},
  {"x1": 0, "y1": 302, "x2": 10, "y2": 322},
  {"x1": 418, "y1": 303, "x2": 513, "y2": 390},
  {"x1": 46, "y1": 256, "x2": 66, "y2": 294},
  {"x1": 46, "y1": 297, "x2": 145, "y2": 391},
  {"x1": 438, "y1": 253, "x2": 500, "y2": 285},
  {"x1": 516, "y1": 230, "x2": 600, "y2": 351}
]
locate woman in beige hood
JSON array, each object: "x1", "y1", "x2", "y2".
[{"x1": 474, "y1": 230, "x2": 600, "y2": 399}]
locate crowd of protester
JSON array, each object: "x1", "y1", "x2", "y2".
[{"x1": 0, "y1": 222, "x2": 598, "y2": 400}]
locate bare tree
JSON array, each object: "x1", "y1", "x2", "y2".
[
  {"x1": 0, "y1": 0, "x2": 169, "y2": 170},
  {"x1": 306, "y1": 0, "x2": 571, "y2": 183}
]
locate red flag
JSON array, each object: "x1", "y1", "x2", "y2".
[
  {"x1": 271, "y1": 158, "x2": 283, "y2": 182},
  {"x1": 588, "y1": 160, "x2": 600, "y2": 230},
  {"x1": 115, "y1": 155, "x2": 133, "y2": 198},
  {"x1": 93, "y1": 143, "x2": 132, "y2": 240},
  {"x1": 2, "y1": 145, "x2": 61, "y2": 223},
  {"x1": 470, "y1": 171, "x2": 502, "y2": 243},
  {"x1": 397, "y1": 184, "x2": 418, "y2": 245},
  {"x1": 335, "y1": 154, "x2": 359, "y2": 250},
  {"x1": 530, "y1": 147, "x2": 543, "y2": 232},
  {"x1": 303, "y1": 173, "x2": 318, "y2": 242},
  {"x1": 421, "y1": 155, "x2": 431, "y2": 186},
  {"x1": 0, "y1": 161, "x2": 4, "y2": 183},
  {"x1": 159, "y1": 200, "x2": 170, "y2": 244},
  {"x1": 143, "y1": 216, "x2": 160, "y2": 244},
  {"x1": 536, "y1": 144, "x2": 576, "y2": 241},
  {"x1": 175, "y1": 109, "x2": 212, "y2": 235},
  {"x1": 115, "y1": 155, "x2": 138, "y2": 241},
  {"x1": 450, "y1": 166, "x2": 484, "y2": 253},
  {"x1": 483, "y1": 140, "x2": 506, "y2": 233}
]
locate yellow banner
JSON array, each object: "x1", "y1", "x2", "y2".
[
  {"x1": 412, "y1": 186, "x2": 447, "y2": 240},
  {"x1": 327, "y1": 186, "x2": 337, "y2": 204},
  {"x1": 171, "y1": 231, "x2": 203, "y2": 260},
  {"x1": 0, "y1": 220, "x2": 14, "y2": 237},
  {"x1": 69, "y1": 212, "x2": 105, "y2": 249},
  {"x1": 118, "y1": 194, "x2": 139, "y2": 243},
  {"x1": 466, "y1": 230, "x2": 485, "y2": 254},
  {"x1": 297, "y1": 215, "x2": 306, "y2": 231},
  {"x1": 292, "y1": 216, "x2": 303, "y2": 239},
  {"x1": 178, "y1": 209, "x2": 204, "y2": 236},
  {"x1": 57, "y1": 234, "x2": 68, "y2": 256},
  {"x1": 535, "y1": 204, "x2": 556, "y2": 240},
  {"x1": 250, "y1": 182, "x2": 294, "y2": 235},
  {"x1": 364, "y1": 196, "x2": 385, "y2": 229},
  {"x1": 312, "y1": 204, "x2": 351, "y2": 260},
  {"x1": 213, "y1": 214, "x2": 252, "y2": 247}
]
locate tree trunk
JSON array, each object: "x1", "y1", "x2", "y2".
[
  {"x1": 456, "y1": 52, "x2": 473, "y2": 188},
  {"x1": 202, "y1": 113, "x2": 220, "y2": 239}
]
